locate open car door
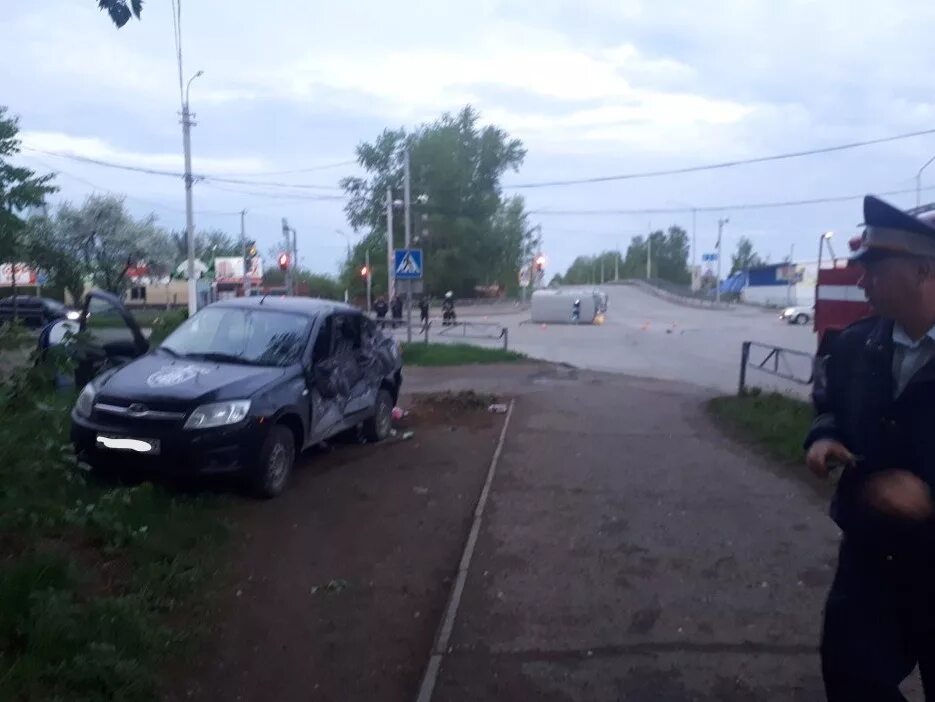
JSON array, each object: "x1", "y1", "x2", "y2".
[{"x1": 75, "y1": 291, "x2": 149, "y2": 386}]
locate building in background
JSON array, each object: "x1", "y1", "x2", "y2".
[
  {"x1": 215, "y1": 256, "x2": 263, "y2": 299},
  {"x1": 717, "y1": 261, "x2": 820, "y2": 307}
]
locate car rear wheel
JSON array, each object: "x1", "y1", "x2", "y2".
[
  {"x1": 251, "y1": 425, "x2": 295, "y2": 498},
  {"x1": 363, "y1": 388, "x2": 393, "y2": 442},
  {"x1": 795, "y1": 313, "x2": 810, "y2": 325}
]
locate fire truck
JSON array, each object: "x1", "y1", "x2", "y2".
[{"x1": 813, "y1": 233, "x2": 872, "y2": 357}]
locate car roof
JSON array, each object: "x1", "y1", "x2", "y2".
[
  {"x1": 208, "y1": 296, "x2": 360, "y2": 318},
  {"x1": 0, "y1": 295, "x2": 42, "y2": 304}
]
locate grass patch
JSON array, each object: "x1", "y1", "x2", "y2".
[
  {"x1": 402, "y1": 342, "x2": 525, "y2": 366},
  {"x1": 0, "y1": 327, "x2": 225, "y2": 702},
  {"x1": 707, "y1": 390, "x2": 812, "y2": 465}
]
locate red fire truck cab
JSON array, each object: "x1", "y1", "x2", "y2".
[{"x1": 814, "y1": 235, "x2": 873, "y2": 356}]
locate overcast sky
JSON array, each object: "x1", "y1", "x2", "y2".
[{"x1": 5, "y1": 0, "x2": 935, "y2": 278}]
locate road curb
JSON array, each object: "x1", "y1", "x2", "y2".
[{"x1": 414, "y1": 399, "x2": 516, "y2": 702}]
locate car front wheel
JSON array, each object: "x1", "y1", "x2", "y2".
[
  {"x1": 363, "y1": 388, "x2": 394, "y2": 442},
  {"x1": 251, "y1": 425, "x2": 295, "y2": 498},
  {"x1": 795, "y1": 313, "x2": 810, "y2": 325}
]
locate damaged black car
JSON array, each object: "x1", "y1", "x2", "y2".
[{"x1": 49, "y1": 292, "x2": 402, "y2": 497}]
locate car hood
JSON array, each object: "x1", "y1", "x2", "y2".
[{"x1": 95, "y1": 353, "x2": 289, "y2": 405}]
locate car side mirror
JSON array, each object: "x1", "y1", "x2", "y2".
[{"x1": 40, "y1": 319, "x2": 80, "y2": 350}]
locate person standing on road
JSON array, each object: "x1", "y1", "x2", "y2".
[
  {"x1": 805, "y1": 195, "x2": 935, "y2": 701},
  {"x1": 390, "y1": 295, "x2": 403, "y2": 328},
  {"x1": 374, "y1": 296, "x2": 389, "y2": 328},
  {"x1": 419, "y1": 295, "x2": 430, "y2": 329}
]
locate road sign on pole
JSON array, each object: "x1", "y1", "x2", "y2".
[
  {"x1": 394, "y1": 249, "x2": 423, "y2": 280},
  {"x1": 702, "y1": 253, "x2": 718, "y2": 262}
]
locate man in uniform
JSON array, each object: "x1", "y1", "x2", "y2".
[{"x1": 806, "y1": 195, "x2": 935, "y2": 700}]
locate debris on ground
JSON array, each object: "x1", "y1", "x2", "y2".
[
  {"x1": 401, "y1": 431, "x2": 415, "y2": 441},
  {"x1": 392, "y1": 406, "x2": 408, "y2": 421},
  {"x1": 413, "y1": 486, "x2": 429, "y2": 495},
  {"x1": 311, "y1": 578, "x2": 350, "y2": 595},
  {"x1": 419, "y1": 390, "x2": 498, "y2": 410}
]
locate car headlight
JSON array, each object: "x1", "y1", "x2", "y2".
[
  {"x1": 75, "y1": 382, "x2": 97, "y2": 418},
  {"x1": 66, "y1": 310, "x2": 80, "y2": 321},
  {"x1": 184, "y1": 400, "x2": 252, "y2": 430}
]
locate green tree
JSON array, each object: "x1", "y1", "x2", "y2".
[
  {"x1": 730, "y1": 236, "x2": 764, "y2": 275},
  {"x1": 0, "y1": 107, "x2": 57, "y2": 313},
  {"x1": 171, "y1": 228, "x2": 242, "y2": 267},
  {"x1": 56, "y1": 195, "x2": 174, "y2": 295},
  {"x1": 340, "y1": 106, "x2": 531, "y2": 297},
  {"x1": 22, "y1": 214, "x2": 86, "y2": 304},
  {"x1": 562, "y1": 226, "x2": 690, "y2": 286},
  {"x1": 98, "y1": 0, "x2": 142, "y2": 28}
]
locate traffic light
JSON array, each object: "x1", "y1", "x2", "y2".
[
  {"x1": 535, "y1": 255, "x2": 546, "y2": 272},
  {"x1": 278, "y1": 252, "x2": 290, "y2": 271},
  {"x1": 246, "y1": 240, "x2": 257, "y2": 260},
  {"x1": 360, "y1": 265, "x2": 369, "y2": 277}
]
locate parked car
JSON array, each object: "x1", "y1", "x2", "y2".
[
  {"x1": 779, "y1": 304, "x2": 813, "y2": 325},
  {"x1": 0, "y1": 295, "x2": 79, "y2": 329},
  {"x1": 43, "y1": 291, "x2": 402, "y2": 497}
]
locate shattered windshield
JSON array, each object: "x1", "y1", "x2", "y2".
[{"x1": 161, "y1": 308, "x2": 312, "y2": 367}]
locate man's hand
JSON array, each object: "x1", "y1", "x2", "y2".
[
  {"x1": 864, "y1": 470, "x2": 934, "y2": 522},
  {"x1": 806, "y1": 439, "x2": 856, "y2": 478}
]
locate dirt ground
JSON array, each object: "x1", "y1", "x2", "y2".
[{"x1": 163, "y1": 392, "x2": 505, "y2": 702}]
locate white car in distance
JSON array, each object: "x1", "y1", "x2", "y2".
[{"x1": 779, "y1": 304, "x2": 813, "y2": 325}]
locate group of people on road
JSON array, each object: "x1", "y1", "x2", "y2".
[{"x1": 373, "y1": 291, "x2": 454, "y2": 330}]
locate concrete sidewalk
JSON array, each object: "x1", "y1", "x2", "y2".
[{"x1": 411, "y1": 366, "x2": 841, "y2": 701}]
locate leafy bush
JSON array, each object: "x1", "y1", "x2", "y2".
[{"x1": 0, "y1": 338, "x2": 224, "y2": 701}]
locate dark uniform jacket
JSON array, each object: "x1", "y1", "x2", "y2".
[{"x1": 806, "y1": 317, "x2": 935, "y2": 561}]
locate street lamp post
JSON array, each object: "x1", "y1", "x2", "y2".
[
  {"x1": 363, "y1": 250, "x2": 372, "y2": 312},
  {"x1": 182, "y1": 70, "x2": 203, "y2": 317},
  {"x1": 918, "y1": 156, "x2": 935, "y2": 207},
  {"x1": 716, "y1": 217, "x2": 729, "y2": 304},
  {"x1": 817, "y1": 231, "x2": 834, "y2": 271},
  {"x1": 335, "y1": 229, "x2": 352, "y2": 302}
]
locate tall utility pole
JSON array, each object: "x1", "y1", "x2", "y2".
[
  {"x1": 292, "y1": 225, "x2": 298, "y2": 294},
  {"x1": 691, "y1": 208, "x2": 697, "y2": 278},
  {"x1": 403, "y1": 148, "x2": 413, "y2": 344},
  {"x1": 787, "y1": 243, "x2": 795, "y2": 304},
  {"x1": 241, "y1": 210, "x2": 250, "y2": 298},
  {"x1": 386, "y1": 187, "x2": 395, "y2": 302},
  {"x1": 646, "y1": 232, "x2": 652, "y2": 279},
  {"x1": 716, "y1": 217, "x2": 729, "y2": 304},
  {"x1": 181, "y1": 70, "x2": 203, "y2": 317},
  {"x1": 364, "y1": 249, "x2": 372, "y2": 312},
  {"x1": 600, "y1": 257, "x2": 605, "y2": 284},
  {"x1": 615, "y1": 241, "x2": 620, "y2": 281},
  {"x1": 282, "y1": 218, "x2": 292, "y2": 296}
]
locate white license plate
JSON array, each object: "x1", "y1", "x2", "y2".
[{"x1": 96, "y1": 435, "x2": 160, "y2": 455}]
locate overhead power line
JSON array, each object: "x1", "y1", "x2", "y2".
[
  {"x1": 21, "y1": 148, "x2": 344, "y2": 191},
  {"x1": 528, "y1": 184, "x2": 935, "y2": 216},
  {"x1": 200, "y1": 181, "x2": 345, "y2": 201},
  {"x1": 509, "y1": 127, "x2": 935, "y2": 189},
  {"x1": 215, "y1": 160, "x2": 358, "y2": 177}
]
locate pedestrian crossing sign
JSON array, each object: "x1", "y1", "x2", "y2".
[{"x1": 394, "y1": 248, "x2": 423, "y2": 280}]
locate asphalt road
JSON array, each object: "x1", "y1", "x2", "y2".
[
  {"x1": 406, "y1": 365, "x2": 855, "y2": 701},
  {"x1": 436, "y1": 286, "x2": 817, "y2": 396}
]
